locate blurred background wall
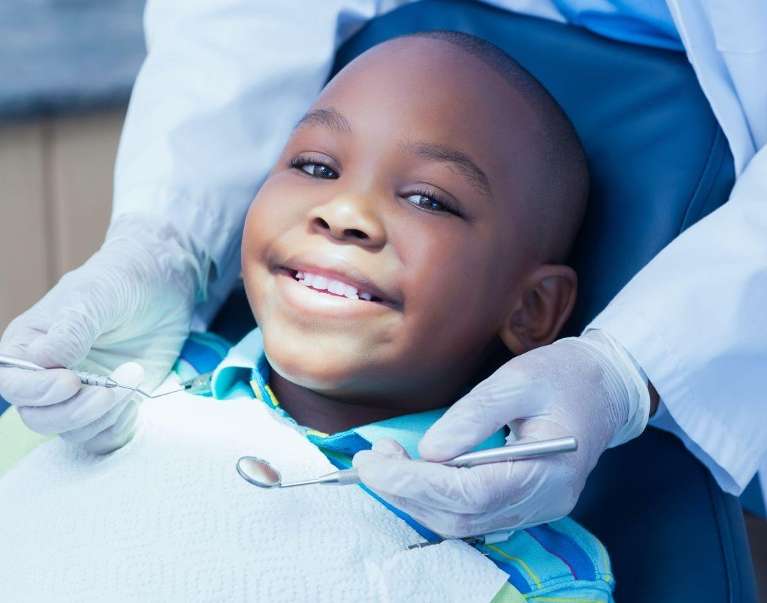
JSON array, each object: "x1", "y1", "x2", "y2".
[{"x1": 0, "y1": 0, "x2": 146, "y2": 332}]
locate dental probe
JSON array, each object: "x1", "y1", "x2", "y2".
[
  {"x1": 0, "y1": 354, "x2": 214, "y2": 399},
  {"x1": 0, "y1": 353, "x2": 163, "y2": 397},
  {"x1": 237, "y1": 436, "x2": 578, "y2": 490}
]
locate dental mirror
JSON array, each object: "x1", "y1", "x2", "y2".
[
  {"x1": 236, "y1": 456, "x2": 283, "y2": 488},
  {"x1": 236, "y1": 436, "x2": 578, "y2": 490}
]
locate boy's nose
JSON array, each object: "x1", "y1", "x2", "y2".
[{"x1": 307, "y1": 195, "x2": 386, "y2": 247}]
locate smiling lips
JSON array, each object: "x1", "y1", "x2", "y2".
[
  {"x1": 278, "y1": 254, "x2": 397, "y2": 306},
  {"x1": 271, "y1": 260, "x2": 402, "y2": 320}
]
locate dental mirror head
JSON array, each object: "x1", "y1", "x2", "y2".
[{"x1": 236, "y1": 456, "x2": 282, "y2": 488}]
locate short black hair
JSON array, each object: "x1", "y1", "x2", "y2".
[{"x1": 402, "y1": 30, "x2": 589, "y2": 263}]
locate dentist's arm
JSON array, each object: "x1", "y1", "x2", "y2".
[
  {"x1": 355, "y1": 145, "x2": 767, "y2": 536},
  {"x1": 0, "y1": 0, "x2": 378, "y2": 453},
  {"x1": 588, "y1": 144, "x2": 767, "y2": 495}
]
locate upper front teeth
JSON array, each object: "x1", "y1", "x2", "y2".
[{"x1": 295, "y1": 271, "x2": 374, "y2": 301}]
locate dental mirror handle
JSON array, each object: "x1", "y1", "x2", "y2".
[
  {"x1": 279, "y1": 470, "x2": 363, "y2": 488},
  {"x1": 443, "y1": 436, "x2": 577, "y2": 467},
  {"x1": 286, "y1": 436, "x2": 578, "y2": 488},
  {"x1": 0, "y1": 354, "x2": 121, "y2": 389}
]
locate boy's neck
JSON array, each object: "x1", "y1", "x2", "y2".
[
  {"x1": 266, "y1": 337, "x2": 510, "y2": 434},
  {"x1": 268, "y1": 371, "x2": 411, "y2": 434}
]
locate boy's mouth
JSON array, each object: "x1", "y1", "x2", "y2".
[
  {"x1": 273, "y1": 257, "x2": 401, "y2": 310},
  {"x1": 273, "y1": 266, "x2": 398, "y2": 318}
]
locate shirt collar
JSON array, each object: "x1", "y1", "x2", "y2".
[{"x1": 211, "y1": 328, "x2": 506, "y2": 457}]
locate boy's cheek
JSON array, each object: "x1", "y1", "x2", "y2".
[
  {"x1": 240, "y1": 236, "x2": 263, "y2": 308},
  {"x1": 241, "y1": 192, "x2": 288, "y2": 282},
  {"x1": 241, "y1": 199, "x2": 267, "y2": 264}
]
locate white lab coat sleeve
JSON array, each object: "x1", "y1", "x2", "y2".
[
  {"x1": 112, "y1": 0, "x2": 380, "y2": 323},
  {"x1": 588, "y1": 144, "x2": 767, "y2": 495}
]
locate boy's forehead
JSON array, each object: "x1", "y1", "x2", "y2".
[{"x1": 319, "y1": 37, "x2": 518, "y2": 114}]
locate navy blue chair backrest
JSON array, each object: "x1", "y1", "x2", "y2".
[
  {"x1": 330, "y1": 0, "x2": 734, "y2": 336},
  {"x1": 329, "y1": 2, "x2": 757, "y2": 602}
]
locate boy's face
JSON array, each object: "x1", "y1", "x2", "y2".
[{"x1": 242, "y1": 38, "x2": 556, "y2": 409}]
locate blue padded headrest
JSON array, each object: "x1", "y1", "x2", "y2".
[{"x1": 330, "y1": 0, "x2": 735, "y2": 335}]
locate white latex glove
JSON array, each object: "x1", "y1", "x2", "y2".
[
  {"x1": 353, "y1": 330, "x2": 651, "y2": 538},
  {"x1": 0, "y1": 213, "x2": 205, "y2": 453}
]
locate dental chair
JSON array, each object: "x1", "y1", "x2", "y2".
[{"x1": 210, "y1": 1, "x2": 759, "y2": 600}]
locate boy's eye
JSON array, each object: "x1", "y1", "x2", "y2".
[
  {"x1": 290, "y1": 157, "x2": 338, "y2": 179},
  {"x1": 404, "y1": 191, "x2": 461, "y2": 217}
]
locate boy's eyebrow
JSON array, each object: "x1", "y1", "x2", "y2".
[
  {"x1": 294, "y1": 107, "x2": 352, "y2": 133},
  {"x1": 401, "y1": 141, "x2": 492, "y2": 199},
  {"x1": 294, "y1": 107, "x2": 491, "y2": 199}
]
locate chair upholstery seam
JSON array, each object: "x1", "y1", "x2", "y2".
[{"x1": 704, "y1": 469, "x2": 738, "y2": 602}]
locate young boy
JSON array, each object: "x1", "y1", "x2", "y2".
[{"x1": 0, "y1": 32, "x2": 613, "y2": 602}]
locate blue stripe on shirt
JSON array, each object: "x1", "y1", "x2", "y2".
[{"x1": 526, "y1": 524, "x2": 596, "y2": 581}]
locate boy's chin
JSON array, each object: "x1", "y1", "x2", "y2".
[{"x1": 265, "y1": 350, "x2": 366, "y2": 394}]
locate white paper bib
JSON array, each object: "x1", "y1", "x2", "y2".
[{"x1": 0, "y1": 387, "x2": 507, "y2": 602}]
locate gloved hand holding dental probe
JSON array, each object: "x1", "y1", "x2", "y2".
[
  {"x1": 0, "y1": 214, "x2": 205, "y2": 454},
  {"x1": 353, "y1": 329, "x2": 655, "y2": 538}
]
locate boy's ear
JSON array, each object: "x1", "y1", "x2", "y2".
[{"x1": 498, "y1": 265, "x2": 577, "y2": 354}]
